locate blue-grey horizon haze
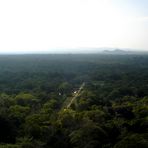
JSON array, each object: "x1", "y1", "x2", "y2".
[{"x1": 0, "y1": 0, "x2": 148, "y2": 53}]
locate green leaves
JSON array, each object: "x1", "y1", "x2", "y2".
[
  {"x1": 70, "y1": 120, "x2": 107, "y2": 148},
  {"x1": 114, "y1": 134, "x2": 148, "y2": 148}
]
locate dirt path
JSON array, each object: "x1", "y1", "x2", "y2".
[{"x1": 65, "y1": 83, "x2": 85, "y2": 108}]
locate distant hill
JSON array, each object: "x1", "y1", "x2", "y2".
[{"x1": 103, "y1": 49, "x2": 132, "y2": 54}]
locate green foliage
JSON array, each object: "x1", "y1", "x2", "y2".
[
  {"x1": 15, "y1": 93, "x2": 37, "y2": 106},
  {"x1": 0, "y1": 144, "x2": 20, "y2": 148},
  {"x1": 0, "y1": 54, "x2": 147, "y2": 147},
  {"x1": 114, "y1": 134, "x2": 148, "y2": 148},
  {"x1": 9, "y1": 105, "x2": 30, "y2": 119},
  {"x1": 70, "y1": 119, "x2": 107, "y2": 148}
]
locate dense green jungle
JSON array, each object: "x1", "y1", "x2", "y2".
[{"x1": 0, "y1": 54, "x2": 147, "y2": 148}]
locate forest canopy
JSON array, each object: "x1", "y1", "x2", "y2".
[{"x1": 0, "y1": 54, "x2": 147, "y2": 148}]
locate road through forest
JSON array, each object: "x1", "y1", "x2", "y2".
[{"x1": 62, "y1": 82, "x2": 85, "y2": 109}]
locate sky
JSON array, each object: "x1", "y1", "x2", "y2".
[{"x1": 0, "y1": 0, "x2": 148, "y2": 53}]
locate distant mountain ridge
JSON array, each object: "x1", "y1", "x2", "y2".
[{"x1": 103, "y1": 48, "x2": 132, "y2": 54}]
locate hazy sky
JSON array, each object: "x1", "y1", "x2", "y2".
[{"x1": 0, "y1": 0, "x2": 148, "y2": 53}]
